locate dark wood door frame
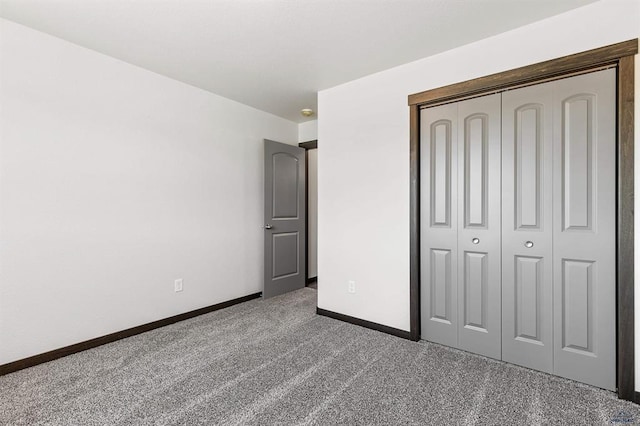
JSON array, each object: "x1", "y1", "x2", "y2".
[
  {"x1": 408, "y1": 39, "x2": 638, "y2": 402},
  {"x1": 299, "y1": 139, "x2": 318, "y2": 285}
]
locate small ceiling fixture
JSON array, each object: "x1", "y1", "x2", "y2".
[{"x1": 300, "y1": 108, "x2": 314, "y2": 117}]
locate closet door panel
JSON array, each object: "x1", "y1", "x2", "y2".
[
  {"x1": 552, "y1": 69, "x2": 616, "y2": 391},
  {"x1": 457, "y1": 94, "x2": 502, "y2": 360},
  {"x1": 501, "y1": 83, "x2": 554, "y2": 373},
  {"x1": 420, "y1": 103, "x2": 459, "y2": 347}
]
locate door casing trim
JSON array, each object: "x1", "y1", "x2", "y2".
[{"x1": 408, "y1": 39, "x2": 638, "y2": 402}]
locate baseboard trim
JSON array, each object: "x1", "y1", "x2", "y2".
[
  {"x1": 316, "y1": 307, "x2": 412, "y2": 340},
  {"x1": 306, "y1": 277, "x2": 317, "y2": 286},
  {"x1": 0, "y1": 292, "x2": 262, "y2": 376},
  {"x1": 635, "y1": 391, "x2": 640, "y2": 404}
]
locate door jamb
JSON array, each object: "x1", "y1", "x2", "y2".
[
  {"x1": 299, "y1": 139, "x2": 318, "y2": 285},
  {"x1": 408, "y1": 39, "x2": 638, "y2": 402}
]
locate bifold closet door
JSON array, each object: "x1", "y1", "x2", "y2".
[
  {"x1": 552, "y1": 69, "x2": 616, "y2": 390},
  {"x1": 420, "y1": 95, "x2": 502, "y2": 360},
  {"x1": 421, "y1": 68, "x2": 616, "y2": 390},
  {"x1": 456, "y1": 94, "x2": 502, "y2": 360},
  {"x1": 420, "y1": 103, "x2": 459, "y2": 348},
  {"x1": 501, "y1": 83, "x2": 554, "y2": 373}
]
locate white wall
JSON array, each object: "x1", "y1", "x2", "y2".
[
  {"x1": 298, "y1": 120, "x2": 318, "y2": 143},
  {"x1": 318, "y1": 0, "x2": 640, "y2": 388},
  {"x1": 0, "y1": 19, "x2": 297, "y2": 364}
]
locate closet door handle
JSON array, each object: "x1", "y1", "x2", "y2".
[
  {"x1": 472, "y1": 238, "x2": 480, "y2": 244},
  {"x1": 525, "y1": 241, "x2": 534, "y2": 248}
]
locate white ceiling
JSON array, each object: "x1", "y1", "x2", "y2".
[{"x1": 0, "y1": 0, "x2": 596, "y2": 122}]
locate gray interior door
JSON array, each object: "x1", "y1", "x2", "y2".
[
  {"x1": 420, "y1": 102, "x2": 459, "y2": 348},
  {"x1": 456, "y1": 94, "x2": 502, "y2": 360},
  {"x1": 501, "y1": 82, "x2": 554, "y2": 373},
  {"x1": 264, "y1": 139, "x2": 306, "y2": 298},
  {"x1": 552, "y1": 69, "x2": 616, "y2": 390}
]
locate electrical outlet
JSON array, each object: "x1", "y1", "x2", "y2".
[
  {"x1": 174, "y1": 279, "x2": 183, "y2": 292},
  {"x1": 348, "y1": 280, "x2": 356, "y2": 294}
]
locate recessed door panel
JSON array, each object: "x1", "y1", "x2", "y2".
[
  {"x1": 501, "y1": 83, "x2": 553, "y2": 373},
  {"x1": 561, "y1": 259, "x2": 594, "y2": 353},
  {"x1": 463, "y1": 251, "x2": 488, "y2": 331},
  {"x1": 516, "y1": 105, "x2": 543, "y2": 230},
  {"x1": 430, "y1": 249, "x2": 452, "y2": 323},
  {"x1": 431, "y1": 120, "x2": 452, "y2": 227},
  {"x1": 272, "y1": 232, "x2": 299, "y2": 279},
  {"x1": 552, "y1": 69, "x2": 616, "y2": 390},
  {"x1": 515, "y1": 256, "x2": 542, "y2": 342},
  {"x1": 457, "y1": 94, "x2": 501, "y2": 361},
  {"x1": 272, "y1": 153, "x2": 300, "y2": 219},
  {"x1": 420, "y1": 103, "x2": 459, "y2": 348},
  {"x1": 464, "y1": 114, "x2": 488, "y2": 228},
  {"x1": 562, "y1": 95, "x2": 595, "y2": 231}
]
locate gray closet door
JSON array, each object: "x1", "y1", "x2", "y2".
[
  {"x1": 420, "y1": 103, "x2": 459, "y2": 347},
  {"x1": 501, "y1": 82, "x2": 554, "y2": 373},
  {"x1": 552, "y1": 69, "x2": 616, "y2": 390},
  {"x1": 457, "y1": 94, "x2": 502, "y2": 360},
  {"x1": 419, "y1": 69, "x2": 616, "y2": 390}
]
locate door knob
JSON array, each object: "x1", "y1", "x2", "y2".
[
  {"x1": 265, "y1": 224, "x2": 272, "y2": 229},
  {"x1": 525, "y1": 241, "x2": 534, "y2": 248},
  {"x1": 472, "y1": 238, "x2": 480, "y2": 244}
]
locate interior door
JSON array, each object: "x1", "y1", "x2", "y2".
[
  {"x1": 456, "y1": 94, "x2": 502, "y2": 360},
  {"x1": 264, "y1": 139, "x2": 306, "y2": 298},
  {"x1": 420, "y1": 102, "x2": 459, "y2": 348},
  {"x1": 501, "y1": 82, "x2": 554, "y2": 373},
  {"x1": 552, "y1": 69, "x2": 616, "y2": 390}
]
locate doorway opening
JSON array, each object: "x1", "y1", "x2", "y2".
[{"x1": 299, "y1": 139, "x2": 318, "y2": 289}]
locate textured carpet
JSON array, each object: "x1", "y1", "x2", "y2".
[{"x1": 1, "y1": 287, "x2": 639, "y2": 425}]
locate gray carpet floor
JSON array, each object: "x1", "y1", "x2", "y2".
[{"x1": 1, "y1": 287, "x2": 639, "y2": 425}]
